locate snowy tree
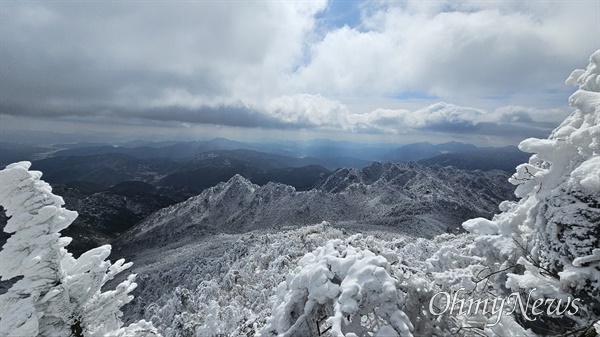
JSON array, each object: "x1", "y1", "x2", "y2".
[
  {"x1": 0, "y1": 161, "x2": 159, "y2": 336},
  {"x1": 459, "y1": 50, "x2": 600, "y2": 334},
  {"x1": 258, "y1": 234, "x2": 414, "y2": 337}
]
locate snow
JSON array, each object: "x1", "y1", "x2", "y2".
[
  {"x1": 570, "y1": 156, "x2": 600, "y2": 190},
  {"x1": 259, "y1": 236, "x2": 413, "y2": 337},
  {"x1": 461, "y1": 218, "x2": 498, "y2": 235},
  {"x1": 0, "y1": 161, "x2": 159, "y2": 336},
  {"x1": 572, "y1": 248, "x2": 600, "y2": 267},
  {"x1": 375, "y1": 325, "x2": 399, "y2": 337}
]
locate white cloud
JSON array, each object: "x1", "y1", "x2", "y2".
[
  {"x1": 349, "y1": 103, "x2": 485, "y2": 134},
  {"x1": 491, "y1": 105, "x2": 569, "y2": 125},
  {"x1": 289, "y1": 1, "x2": 599, "y2": 103},
  {"x1": 265, "y1": 94, "x2": 350, "y2": 128},
  {"x1": 348, "y1": 102, "x2": 571, "y2": 135}
]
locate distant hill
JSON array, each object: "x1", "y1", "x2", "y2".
[
  {"x1": 0, "y1": 142, "x2": 54, "y2": 166},
  {"x1": 53, "y1": 140, "x2": 241, "y2": 159},
  {"x1": 183, "y1": 149, "x2": 323, "y2": 170},
  {"x1": 31, "y1": 153, "x2": 177, "y2": 186},
  {"x1": 21, "y1": 138, "x2": 530, "y2": 172},
  {"x1": 418, "y1": 145, "x2": 530, "y2": 172},
  {"x1": 50, "y1": 141, "x2": 369, "y2": 170},
  {"x1": 30, "y1": 149, "x2": 333, "y2": 196},
  {"x1": 26, "y1": 143, "x2": 527, "y2": 200},
  {"x1": 3, "y1": 138, "x2": 524, "y2": 171},
  {"x1": 158, "y1": 160, "x2": 331, "y2": 192},
  {"x1": 108, "y1": 181, "x2": 157, "y2": 195},
  {"x1": 380, "y1": 141, "x2": 478, "y2": 162},
  {"x1": 248, "y1": 165, "x2": 331, "y2": 191}
]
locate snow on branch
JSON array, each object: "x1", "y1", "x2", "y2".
[
  {"x1": 258, "y1": 235, "x2": 413, "y2": 337},
  {"x1": 0, "y1": 161, "x2": 159, "y2": 336},
  {"x1": 459, "y1": 50, "x2": 600, "y2": 333}
]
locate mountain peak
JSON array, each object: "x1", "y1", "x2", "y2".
[{"x1": 228, "y1": 173, "x2": 253, "y2": 186}]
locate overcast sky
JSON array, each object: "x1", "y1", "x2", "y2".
[{"x1": 1, "y1": 0, "x2": 598, "y2": 145}]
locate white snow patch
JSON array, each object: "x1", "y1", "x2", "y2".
[{"x1": 570, "y1": 156, "x2": 600, "y2": 191}]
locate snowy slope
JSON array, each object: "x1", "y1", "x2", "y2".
[{"x1": 117, "y1": 222, "x2": 451, "y2": 336}]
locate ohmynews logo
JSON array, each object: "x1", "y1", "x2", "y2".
[{"x1": 428, "y1": 288, "x2": 581, "y2": 327}]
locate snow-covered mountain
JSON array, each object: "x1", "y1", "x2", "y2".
[
  {"x1": 2, "y1": 51, "x2": 598, "y2": 337},
  {"x1": 113, "y1": 162, "x2": 514, "y2": 256}
]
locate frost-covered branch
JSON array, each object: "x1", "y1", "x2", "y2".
[
  {"x1": 461, "y1": 50, "x2": 600, "y2": 334},
  {"x1": 0, "y1": 161, "x2": 159, "y2": 336}
]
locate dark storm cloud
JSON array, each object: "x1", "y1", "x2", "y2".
[
  {"x1": 141, "y1": 106, "x2": 288, "y2": 129},
  {"x1": 0, "y1": 2, "x2": 226, "y2": 119},
  {"x1": 0, "y1": 101, "x2": 289, "y2": 129},
  {"x1": 0, "y1": 1, "x2": 321, "y2": 127}
]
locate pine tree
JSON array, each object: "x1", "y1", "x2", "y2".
[{"x1": 0, "y1": 161, "x2": 159, "y2": 336}]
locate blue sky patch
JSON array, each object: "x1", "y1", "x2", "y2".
[{"x1": 316, "y1": 0, "x2": 363, "y2": 30}]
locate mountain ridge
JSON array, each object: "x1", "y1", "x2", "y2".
[{"x1": 114, "y1": 161, "x2": 516, "y2": 257}]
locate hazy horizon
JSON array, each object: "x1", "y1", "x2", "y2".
[{"x1": 0, "y1": 125, "x2": 528, "y2": 148}]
